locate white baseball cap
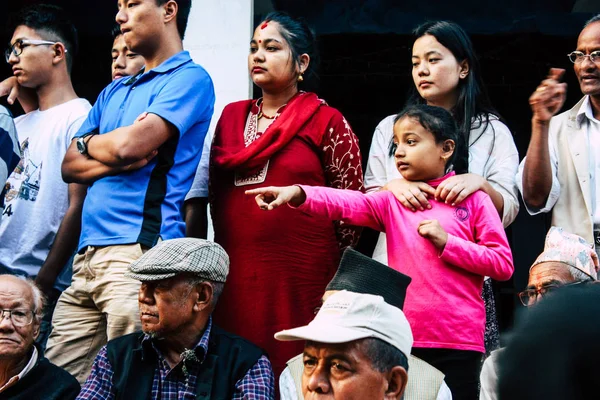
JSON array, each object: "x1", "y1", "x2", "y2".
[{"x1": 275, "y1": 290, "x2": 413, "y2": 358}]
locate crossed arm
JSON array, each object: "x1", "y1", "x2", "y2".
[{"x1": 62, "y1": 113, "x2": 176, "y2": 184}]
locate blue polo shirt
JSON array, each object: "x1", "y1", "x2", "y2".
[{"x1": 74, "y1": 51, "x2": 214, "y2": 250}]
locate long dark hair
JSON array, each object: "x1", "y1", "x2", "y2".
[
  {"x1": 261, "y1": 11, "x2": 320, "y2": 91},
  {"x1": 393, "y1": 104, "x2": 468, "y2": 174},
  {"x1": 407, "y1": 21, "x2": 500, "y2": 169}
]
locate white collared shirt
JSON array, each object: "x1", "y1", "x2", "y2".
[
  {"x1": 0, "y1": 346, "x2": 38, "y2": 393},
  {"x1": 580, "y1": 97, "x2": 600, "y2": 226},
  {"x1": 517, "y1": 96, "x2": 600, "y2": 228}
]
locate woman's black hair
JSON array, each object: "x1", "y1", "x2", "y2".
[
  {"x1": 407, "y1": 21, "x2": 501, "y2": 170},
  {"x1": 393, "y1": 104, "x2": 468, "y2": 174},
  {"x1": 260, "y1": 11, "x2": 320, "y2": 91}
]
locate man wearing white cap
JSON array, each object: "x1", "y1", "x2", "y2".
[
  {"x1": 480, "y1": 227, "x2": 597, "y2": 400},
  {"x1": 275, "y1": 289, "x2": 412, "y2": 400},
  {"x1": 280, "y1": 248, "x2": 451, "y2": 400}
]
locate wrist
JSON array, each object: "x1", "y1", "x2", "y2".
[
  {"x1": 480, "y1": 179, "x2": 493, "y2": 195},
  {"x1": 77, "y1": 133, "x2": 97, "y2": 157},
  {"x1": 84, "y1": 133, "x2": 95, "y2": 146},
  {"x1": 290, "y1": 186, "x2": 307, "y2": 207},
  {"x1": 437, "y1": 232, "x2": 448, "y2": 251},
  {"x1": 532, "y1": 117, "x2": 551, "y2": 126}
]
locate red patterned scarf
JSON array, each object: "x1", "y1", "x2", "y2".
[{"x1": 212, "y1": 92, "x2": 324, "y2": 171}]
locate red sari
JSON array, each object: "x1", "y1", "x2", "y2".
[{"x1": 211, "y1": 92, "x2": 363, "y2": 376}]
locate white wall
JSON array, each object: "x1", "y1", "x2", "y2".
[
  {"x1": 183, "y1": 0, "x2": 253, "y2": 240},
  {"x1": 185, "y1": 0, "x2": 254, "y2": 126}
]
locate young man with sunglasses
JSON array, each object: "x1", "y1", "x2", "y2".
[
  {"x1": 480, "y1": 226, "x2": 597, "y2": 400},
  {"x1": 0, "y1": 4, "x2": 91, "y2": 349},
  {"x1": 518, "y1": 14, "x2": 600, "y2": 253}
]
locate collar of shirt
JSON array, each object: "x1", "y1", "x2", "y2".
[
  {"x1": 426, "y1": 171, "x2": 457, "y2": 188},
  {"x1": 140, "y1": 316, "x2": 212, "y2": 368},
  {"x1": 577, "y1": 96, "x2": 600, "y2": 126},
  {"x1": 123, "y1": 50, "x2": 194, "y2": 87},
  {"x1": 0, "y1": 346, "x2": 38, "y2": 393}
]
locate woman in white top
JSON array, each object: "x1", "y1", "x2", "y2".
[{"x1": 365, "y1": 20, "x2": 519, "y2": 354}]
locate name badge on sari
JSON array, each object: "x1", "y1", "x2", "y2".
[{"x1": 234, "y1": 161, "x2": 269, "y2": 186}]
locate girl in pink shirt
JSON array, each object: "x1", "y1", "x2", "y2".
[{"x1": 247, "y1": 104, "x2": 513, "y2": 399}]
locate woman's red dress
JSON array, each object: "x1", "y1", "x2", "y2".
[{"x1": 210, "y1": 92, "x2": 363, "y2": 376}]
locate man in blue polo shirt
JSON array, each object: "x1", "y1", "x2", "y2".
[{"x1": 46, "y1": 0, "x2": 215, "y2": 383}]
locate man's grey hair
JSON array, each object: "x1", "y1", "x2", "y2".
[
  {"x1": 0, "y1": 275, "x2": 46, "y2": 321},
  {"x1": 185, "y1": 275, "x2": 225, "y2": 307},
  {"x1": 584, "y1": 14, "x2": 600, "y2": 28},
  {"x1": 360, "y1": 337, "x2": 409, "y2": 372},
  {"x1": 568, "y1": 266, "x2": 594, "y2": 283},
  {"x1": 24, "y1": 279, "x2": 46, "y2": 321}
]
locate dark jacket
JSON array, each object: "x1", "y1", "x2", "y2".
[
  {"x1": 106, "y1": 326, "x2": 264, "y2": 400},
  {"x1": 0, "y1": 356, "x2": 80, "y2": 400}
]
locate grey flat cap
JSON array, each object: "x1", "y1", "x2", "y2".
[{"x1": 126, "y1": 238, "x2": 229, "y2": 282}]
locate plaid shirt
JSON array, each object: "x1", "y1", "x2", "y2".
[{"x1": 77, "y1": 318, "x2": 274, "y2": 399}]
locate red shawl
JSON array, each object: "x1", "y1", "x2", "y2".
[{"x1": 211, "y1": 92, "x2": 324, "y2": 171}]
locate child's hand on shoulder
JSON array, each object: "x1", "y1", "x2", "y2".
[
  {"x1": 435, "y1": 173, "x2": 486, "y2": 206},
  {"x1": 385, "y1": 179, "x2": 436, "y2": 212},
  {"x1": 246, "y1": 185, "x2": 305, "y2": 210},
  {"x1": 418, "y1": 219, "x2": 448, "y2": 251}
]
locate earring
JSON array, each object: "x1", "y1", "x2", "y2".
[{"x1": 297, "y1": 74, "x2": 304, "y2": 82}]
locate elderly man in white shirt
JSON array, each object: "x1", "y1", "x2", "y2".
[
  {"x1": 518, "y1": 14, "x2": 600, "y2": 254},
  {"x1": 279, "y1": 248, "x2": 452, "y2": 400}
]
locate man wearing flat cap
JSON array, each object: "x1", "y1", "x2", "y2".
[
  {"x1": 279, "y1": 248, "x2": 452, "y2": 400},
  {"x1": 480, "y1": 227, "x2": 597, "y2": 400},
  {"x1": 77, "y1": 238, "x2": 275, "y2": 400}
]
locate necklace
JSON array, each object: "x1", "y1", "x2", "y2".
[
  {"x1": 257, "y1": 109, "x2": 277, "y2": 120},
  {"x1": 256, "y1": 99, "x2": 283, "y2": 120}
]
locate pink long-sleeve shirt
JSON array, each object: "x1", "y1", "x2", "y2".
[{"x1": 297, "y1": 172, "x2": 514, "y2": 352}]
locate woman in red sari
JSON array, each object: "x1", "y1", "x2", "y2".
[{"x1": 210, "y1": 12, "x2": 363, "y2": 376}]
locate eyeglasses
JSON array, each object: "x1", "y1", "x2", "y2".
[
  {"x1": 518, "y1": 281, "x2": 586, "y2": 307},
  {"x1": 0, "y1": 309, "x2": 35, "y2": 327},
  {"x1": 567, "y1": 51, "x2": 600, "y2": 64},
  {"x1": 4, "y1": 39, "x2": 64, "y2": 63}
]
